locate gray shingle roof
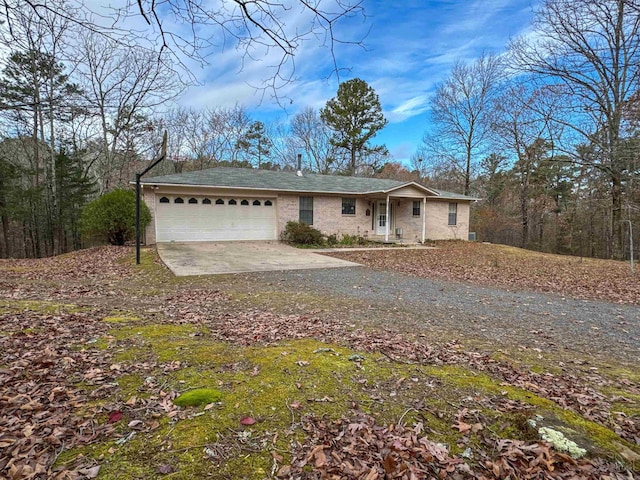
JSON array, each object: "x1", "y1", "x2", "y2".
[{"x1": 141, "y1": 167, "x2": 477, "y2": 200}]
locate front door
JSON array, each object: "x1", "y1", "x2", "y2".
[{"x1": 376, "y1": 201, "x2": 389, "y2": 235}]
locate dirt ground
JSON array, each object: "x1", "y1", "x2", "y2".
[{"x1": 0, "y1": 243, "x2": 638, "y2": 479}]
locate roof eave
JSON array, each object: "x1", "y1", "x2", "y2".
[
  {"x1": 436, "y1": 196, "x2": 481, "y2": 202},
  {"x1": 134, "y1": 179, "x2": 479, "y2": 200},
  {"x1": 137, "y1": 181, "x2": 383, "y2": 196}
]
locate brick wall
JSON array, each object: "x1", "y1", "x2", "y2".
[
  {"x1": 145, "y1": 187, "x2": 473, "y2": 244},
  {"x1": 277, "y1": 195, "x2": 472, "y2": 242},
  {"x1": 425, "y1": 200, "x2": 470, "y2": 240},
  {"x1": 277, "y1": 194, "x2": 373, "y2": 238},
  {"x1": 393, "y1": 200, "x2": 423, "y2": 243},
  {"x1": 143, "y1": 187, "x2": 156, "y2": 245}
]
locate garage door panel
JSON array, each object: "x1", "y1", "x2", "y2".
[{"x1": 156, "y1": 196, "x2": 276, "y2": 242}]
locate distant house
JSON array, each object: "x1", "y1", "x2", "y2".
[{"x1": 140, "y1": 167, "x2": 477, "y2": 244}]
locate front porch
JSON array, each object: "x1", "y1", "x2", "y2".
[{"x1": 365, "y1": 195, "x2": 428, "y2": 243}]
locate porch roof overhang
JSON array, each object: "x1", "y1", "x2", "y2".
[
  {"x1": 367, "y1": 183, "x2": 480, "y2": 201},
  {"x1": 377, "y1": 181, "x2": 438, "y2": 196}
]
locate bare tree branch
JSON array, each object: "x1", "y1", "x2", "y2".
[{"x1": 3, "y1": 0, "x2": 366, "y2": 101}]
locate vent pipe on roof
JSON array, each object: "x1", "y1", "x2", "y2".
[{"x1": 296, "y1": 153, "x2": 303, "y2": 176}]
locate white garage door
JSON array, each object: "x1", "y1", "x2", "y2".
[{"x1": 156, "y1": 195, "x2": 277, "y2": 242}]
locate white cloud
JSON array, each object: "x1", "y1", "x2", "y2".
[
  {"x1": 165, "y1": 0, "x2": 539, "y2": 157},
  {"x1": 389, "y1": 95, "x2": 430, "y2": 120}
]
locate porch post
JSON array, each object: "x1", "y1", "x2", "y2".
[
  {"x1": 385, "y1": 195, "x2": 390, "y2": 242},
  {"x1": 422, "y1": 197, "x2": 426, "y2": 242}
]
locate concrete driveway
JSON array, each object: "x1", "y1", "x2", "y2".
[{"x1": 156, "y1": 241, "x2": 360, "y2": 276}]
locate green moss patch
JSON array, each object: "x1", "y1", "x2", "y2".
[
  {"x1": 57, "y1": 324, "x2": 640, "y2": 478},
  {"x1": 174, "y1": 388, "x2": 222, "y2": 407},
  {"x1": 423, "y1": 364, "x2": 639, "y2": 458},
  {"x1": 103, "y1": 315, "x2": 140, "y2": 323},
  {"x1": 0, "y1": 299, "x2": 90, "y2": 315}
]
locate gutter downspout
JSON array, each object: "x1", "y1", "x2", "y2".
[
  {"x1": 385, "y1": 195, "x2": 390, "y2": 242},
  {"x1": 422, "y1": 196, "x2": 426, "y2": 243}
]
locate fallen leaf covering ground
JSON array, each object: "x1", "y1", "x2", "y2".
[
  {"x1": 0, "y1": 245, "x2": 638, "y2": 479},
  {"x1": 326, "y1": 241, "x2": 640, "y2": 305}
]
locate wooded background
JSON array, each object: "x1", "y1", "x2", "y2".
[{"x1": 0, "y1": 0, "x2": 638, "y2": 262}]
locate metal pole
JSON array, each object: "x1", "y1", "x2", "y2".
[
  {"x1": 135, "y1": 131, "x2": 167, "y2": 265},
  {"x1": 136, "y1": 173, "x2": 141, "y2": 265},
  {"x1": 626, "y1": 220, "x2": 634, "y2": 274}
]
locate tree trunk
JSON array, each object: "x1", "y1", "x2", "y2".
[
  {"x1": 0, "y1": 206, "x2": 8, "y2": 259},
  {"x1": 350, "y1": 148, "x2": 356, "y2": 175},
  {"x1": 22, "y1": 221, "x2": 29, "y2": 258},
  {"x1": 611, "y1": 173, "x2": 624, "y2": 259},
  {"x1": 520, "y1": 194, "x2": 528, "y2": 249},
  {"x1": 100, "y1": 103, "x2": 112, "y2": 193},
  {"x1": 49, "y1": 75, "x2": 60, "y2": 255},
  {"x1": 464, "y1": 142, "x2": 472, "y2": 195},
  {"x1": 31, "y1": 98, "x2": 42, "y2": 258},
  {"x1": 0, "y1": 174, "x2": 8, "y2": 258}
]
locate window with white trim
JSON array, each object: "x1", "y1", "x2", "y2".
[
  {"x1": 412, "y1": 200, "x2": 420, "y2": 216},
  {"x1": 448, "y1": 202, "x2": 457, "y2": 225}
]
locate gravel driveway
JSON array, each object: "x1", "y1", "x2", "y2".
[{"x1": 240, "y1": 266, "x2": 640, "y2": 363}]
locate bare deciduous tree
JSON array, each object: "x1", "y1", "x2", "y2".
[
  {"x1": 290, "y1": 107, "x2": 339, "y2": 173},
  {"x1": 5, "y1": 0, "x2": 365, "y2": 98},
  {"x1": 77, "y1": 33, "x2": 182, "y2": 191},
  {"x1": 490, "y1": 83, "x2": 562, "y2": 247},
  {"x1": 421, "y1": 53, "x2": 503, "y2": 195},
  {"x1": 510, "y1": 0, "x2": 640, "y2": 258},
  {"x1": 161, "y1": 105, "x2": 256, "y2": 170}
]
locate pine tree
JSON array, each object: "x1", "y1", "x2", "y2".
[
  {"x1": 236, "y1": 121, "x2": 272, "y2": 168},
  {"x1": 320, "y1": 78, "x2": 388, "y2": 175}
]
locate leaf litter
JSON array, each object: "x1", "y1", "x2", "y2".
[
  {"x1": 282, "y1": 411, "x2": 631, "y2": 479},
  {"x1": 0, "y1": 246, "x2": 638, "y2": 478},
  {"x1": 326, "y1": 241, "x2": 640, "y2": 305}
]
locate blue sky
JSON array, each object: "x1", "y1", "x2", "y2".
[{"x1": 178, "y1": 0, "x2": 539, "y2": 166}]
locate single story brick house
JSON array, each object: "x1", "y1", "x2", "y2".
[{"x1": 140, "y1": 167, "x2": 477, "y2": 244}]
